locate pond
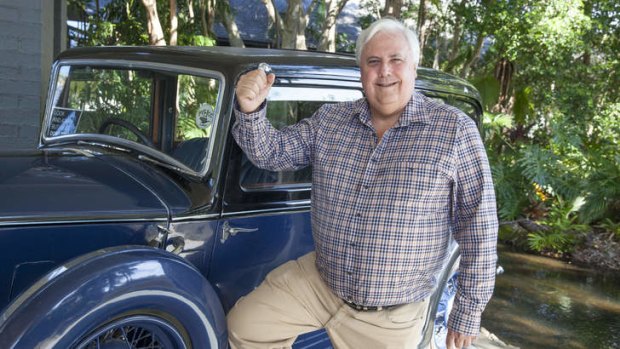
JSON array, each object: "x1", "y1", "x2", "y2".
[{"x1": 482, "y1": 244, "x2": 620, "y2": 349}]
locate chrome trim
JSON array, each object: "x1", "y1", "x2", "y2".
[
  {"x1": 0, "y1": 217, "x2": 168, "y2": 228},
  {"x1": 170, "y1": 213, "x2": 221, "y2": 222},
  {"x1": 221, "y1": 203, "x2": 311, "y2": 218},
  {"x1": 220, "y1": 221, "x2": 259, "y2": 243}
]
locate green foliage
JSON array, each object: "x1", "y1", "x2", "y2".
[
  {"x1": 186, "y1": 35, "x2": 216, "y2": 47},
  {"x1": 336, "y1": 33, "x2": 356, "y2": 53},
  {"x1": 68, "y1": 0, "x2": 216, "y2": 47},
  {"x1": 472, "y1": 76, "x2": 500, "y2": 112},
  {"x1": 68, "y1": 0, "x2": 149, "y2": 46},
  {"x1": 527, "y1": 231, "x2": 574, "y2": 254},
  {"x1": 597, "y1": 219, "x2": 620, "y2": 239},
  {"x1": 528, "y1": 197, "x2": 589, "y2": 254},
  {"x1": 490, "y1": 159, "x2": 531, "y2": 220},
  {"x1": 175, "y1": 75, "x2": 220, "y2": 140},
  {"x1": 69, "y1": 68, "x2": 152, "y2": 141},
  {"x1": 482, "y1": 112, "x2": 533, "y2": 220},
  {"x1": 544, "y1": 197, "x2": 589, "y2": 232},
  {"x1": 512, "y1": 86, "x2": 534, "y2": 126}
]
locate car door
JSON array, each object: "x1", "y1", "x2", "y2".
[{"x1": 208, "y1": 80, "x2": 363, "y2": 312}]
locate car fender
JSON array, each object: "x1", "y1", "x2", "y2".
[{"x1": 0, "y1": 245, "x2": 226, "y2": 349}]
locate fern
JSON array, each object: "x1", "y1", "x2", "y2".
[
  {"x1": 527, "y1": 231, "x2": 575, "y2": 253},
  {"x1": 580, "y1": 158, "x2": 620, "y2": 223},
  {"x1": 518, "y1": 144, "x2": 558, "y2": 188}
]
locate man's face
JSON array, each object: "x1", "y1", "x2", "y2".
[{"x1": 360, "y1": 30, "x2": 417, "y2": 120}]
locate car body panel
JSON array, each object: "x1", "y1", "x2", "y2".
[
  {"x1": 0, "y1": 246, "x2": 227, "y2": 348},
  {"x1": 208, "y1": 211, "x2": 314, "y2": 312},
  {"x1": 0, "y1": 149, "x2": 179, "y2": 224}
]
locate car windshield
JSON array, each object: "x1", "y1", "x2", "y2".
[{"x1": 44, "y1": 64, "x2": 222, "y2": 174}]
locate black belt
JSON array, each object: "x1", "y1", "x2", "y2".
[{"x1": 343, "y1": 300, "x2": 400, "y2": 312}]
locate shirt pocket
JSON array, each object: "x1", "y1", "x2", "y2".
[{"x1": 382, "y1": 161, "x2": 452, "y2": 218}]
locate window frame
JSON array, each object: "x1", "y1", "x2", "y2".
[
  {"x1": 41, "y1": 59, "x2": 226, "y2": 178},
  {"x1": 238, "y1": 85, "x2": 364, "y2": 193}
]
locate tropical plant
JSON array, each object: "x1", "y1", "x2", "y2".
[
  {"x1": 66, "y1": 0, "x2": 620, "y2": 248},
  {"x1": 528, "y1": 197, "x2": 589, "y2": 253}
]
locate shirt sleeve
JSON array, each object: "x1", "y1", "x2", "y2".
[
  {"x1": 448, "y1": 116, "x2": 499, "y2": 336},
  {"x1": 231, "y1": 101, "x2": 317, "y2": 171}
]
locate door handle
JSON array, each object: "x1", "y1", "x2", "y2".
[{"x1": 221, "y1": 221, "x2": 258, "y2": 243}]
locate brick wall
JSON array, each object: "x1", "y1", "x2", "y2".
[{"x1": 0, "y1": 0, "x2": 44, "y2": 150}]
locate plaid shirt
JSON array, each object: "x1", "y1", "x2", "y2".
[{"x1": 233, "y1": 92, "x2": 498, "y2": 336}]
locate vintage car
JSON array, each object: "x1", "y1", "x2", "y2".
[{"x1": 0, "y1": 46, "x2": 482, "y2": 348}]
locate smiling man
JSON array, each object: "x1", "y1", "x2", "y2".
[{"x1": 229, "y1": 18, "x2": 498, "y2": 349}]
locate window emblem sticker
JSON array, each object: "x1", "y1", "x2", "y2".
[{"x1": 196, "y1": 103, "x2": 214, "y2": 129}]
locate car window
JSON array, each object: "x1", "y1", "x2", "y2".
[
  {"x1": 46, "y1": 64, "x2": 221, "y2": 173},
  {"x1": 240, "y1": 87, "x2": 363, "y2": 191},
  {"x1": 48, "y1": 66, "x2": 153, "y2": 141},
  {"x1": 171, "y1": 74, "x2": 220, "y2": 171},
  {"x1": 175, "y1": 74, "x2": 219, "y2": 141}
]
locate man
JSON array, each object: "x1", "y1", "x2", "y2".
[{"x1": 229, "y1": 18, "x2": 498, "y2": 349}]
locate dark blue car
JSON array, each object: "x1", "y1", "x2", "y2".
[{"x1": 0, "y1": 46, "x2": 482, "y2": 349}]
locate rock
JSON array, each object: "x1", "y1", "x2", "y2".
[
  {"x1": 498, "y1": 221, "x2": 530, "y2": 250},
  {"x1": 572, "y1": 231, "x2": 620, "y2": 271},
  {"x1": 473, "y1": 327, "x2": 520, "y2": 349}
]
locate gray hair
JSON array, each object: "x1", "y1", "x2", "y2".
[{"x1": 355, "y1": 18, "x2": 420, "y2": 68}]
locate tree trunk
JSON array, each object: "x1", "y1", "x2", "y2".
[
  {"x1": 220, "y1": 0, "x2": 245, "y2": 47},
  {"x1": 448, "y1": 0, "x2": 466, "y2": 63},
  {"x1": 198, "y1": 0, "x2": 216, "y2": 38},
  {"x1": 263, "y1": 0, "x2": 280, "y2": 47},
  {"x1": 582, "y1": 0, "x2": 592, "y2": 65},
  {"x1": 432, "y1": 31, "x2": 441, "y2": 69},
  {"x1": 208, "y1": 0, "x2": 216, "y2": 37},
  {"x1": 317, "y1": 0, "x2": 349, "y2": 52},
  {"x1": 493, "y1": 57, "x2": 514, "y2": 113},
  {"x1": 188, "y1": 0, "x2": 195, "y2": 24},
  {"x1": 141, "y1": 0, "x2": 166, "y2": 45},
  {"x1": 280, "y1": 0, "x2": 307, "y2": 49},
  {"x1": 381, "y1": 0, "x2": 402, "y2": 18},
  {"x1": 416, "y1": 0, "x2": 428, "y2": 64},
  {"x1": 169, "y1": 0, "x2": 178, "y2": 46},
  {"x1": 460, "y1": 33, "x2": 484, "y2": 78},
  {"x1": 199, "y1": 0, "x2": 208, "y2": 36}
]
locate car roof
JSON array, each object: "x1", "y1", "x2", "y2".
[{"x1": 56, "y1": 46, "x2": 481, "y2": 102}]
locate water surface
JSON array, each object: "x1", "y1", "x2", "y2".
[{"x1": 482, "y1": 244, "x2": 620, "y2": 349}]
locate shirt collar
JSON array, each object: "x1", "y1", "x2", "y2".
[{"x1": 354, "y1": 91, "x2": 431, "y2": 128}]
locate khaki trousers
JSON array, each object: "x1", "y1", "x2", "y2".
[{"x1": 227, "y1": 252, "x2": 429, "y2": 349}]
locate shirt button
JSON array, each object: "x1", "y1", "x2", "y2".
[
  {"x1": 355, "y1": 213, "x2": 362, "y2": 217},
  {"x1": 363, "y1": 184, "x2": 369, "y2": 190}
]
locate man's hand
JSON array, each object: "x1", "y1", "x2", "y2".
[
  {"x1": 446, "y1": 329, "x2": 476, "y2": 349},
  {"x1": 235, "y1": 68, "x2": 275, "y2": 113}
]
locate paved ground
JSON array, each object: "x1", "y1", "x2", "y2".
[{"x1": 472, "y1": 328, "x2": 519, "y2": 349}]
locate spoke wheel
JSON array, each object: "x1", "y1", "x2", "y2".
[{"x1": 76, "y1": 315, "x2": 187, "y2": 349}]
